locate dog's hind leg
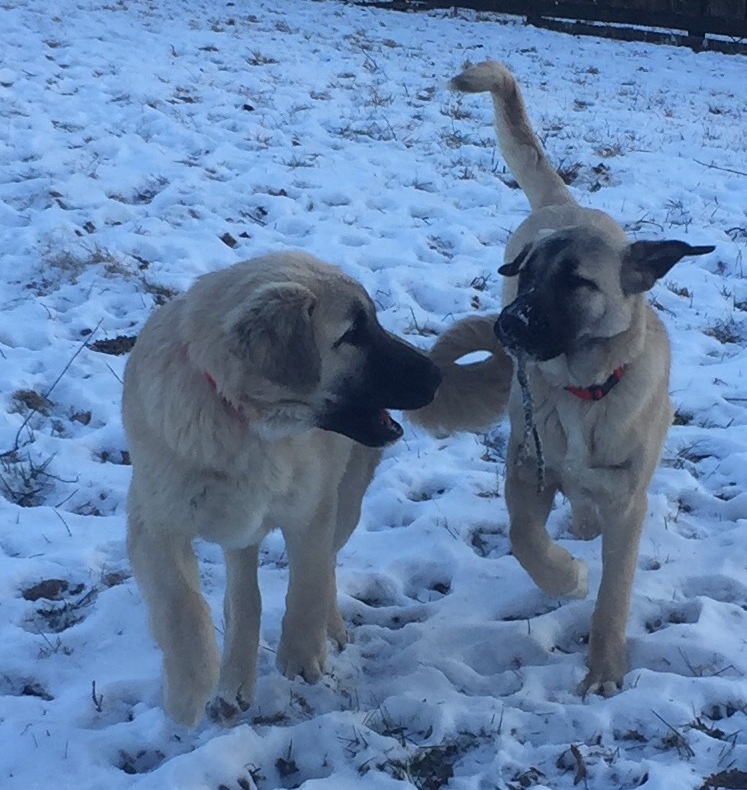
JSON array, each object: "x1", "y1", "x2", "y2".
[
  {"x1": 207, "y1": 544, "x2": 261, "y2": 725},
  {"x1": 127, "y1": 518, "x2": 219, "y2": 726},
  {"x1": 506, "y1": 456, "x2": 588, "y2": 600}
]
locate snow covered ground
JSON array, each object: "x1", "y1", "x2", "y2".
[{"x1": 1, "y1": 1, "x2": 746, "y2": 788}]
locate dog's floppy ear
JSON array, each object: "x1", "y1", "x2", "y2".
[
  {"x1": 232, "y1": 282, "x2": 321, "y2": 391},
  {"x1": 500, "y1": 229, "x2": 559, "y2": 276},
  {"x1": 499, "y1": 243, "x2": 532, "y2": 276},
  {"x1": 622, "y1": 240, "x2": 715, "y2": 294}
]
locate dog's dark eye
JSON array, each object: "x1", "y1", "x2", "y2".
[
  {"x1": 566, "y1": 274, "x2": 598, "y2": 291},
  {"x1": 334, "y1": 315, "x2": 366, "y2": 348},
  {"x1": 337, "y1": 326, "x2": 360, "y2": 346}
]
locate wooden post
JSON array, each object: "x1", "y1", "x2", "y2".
[
  {"x1": 687, "y1": 0, "x2": 709, "y2": 47},
  {"x1": 526, "y1": 0, "x2": 540, "y2": 26}
]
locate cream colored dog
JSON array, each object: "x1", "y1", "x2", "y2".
[
  {"x1": 123, "y1": 250, "x2": 440, "y2": 725},
  {"x1": 414, "y1": 61, "x2": 713, "y2": 695}
]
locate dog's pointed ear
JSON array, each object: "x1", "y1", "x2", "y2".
[
  {"x1": 622, "y1": 240, "x2": 715, "y2": 294},
  {"x1": 231, "y1": 283, "x2": 321, "y2": 391},
  {"x1": 499, "y1": 243, "x2": 532, "y2": 277}
]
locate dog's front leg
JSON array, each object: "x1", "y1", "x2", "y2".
[
  {"x1": 580, "y1": 494, "x2": 647, "y2": 697},
  {"x1": 127, "y1": 520, "x2": 220, "y2": 726},
  {"x1": 325, "y1": 444, "x2": 383, "y2": 650},
  {"x1": 206, "y1": 544, "x2": 261, "y2": 725},
  {"x1": 325, "y1": 565, "x2": 349, "y2": 650},
  {"x1": 507, "y1": 447, "x2": 588, "y2": 599},
  {"x1": 276, "y1": 507, "x2": 337, "y2": 683}
]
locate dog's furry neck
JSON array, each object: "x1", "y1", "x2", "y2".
[
  {"x1": 203, "y1": 369, "x2": 247, "y2": 420},
  {"x1": 186, "y1": 343, "x2": 318, "y2": 444}
]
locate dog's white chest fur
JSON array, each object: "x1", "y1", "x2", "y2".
[
  {"x1": 554, "y1": 399, "x2": 592, "y2": 471},
  {"x1": 181, "y1": 432, "x2": 352, "y2": 548}
]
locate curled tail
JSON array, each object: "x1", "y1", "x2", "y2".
[
  {"x1": 450, "y1": 60, "x2": 574, "y2": 211},
  {"x1": 409, "y1": 316, "x2": 512, "y2": 436}
]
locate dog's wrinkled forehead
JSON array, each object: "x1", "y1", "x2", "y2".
[
  {"x1": 521, "y1": 232, "x2": 573, "y2": 285},
  {"x1": 508, "y1": 228, "x2": 621, "y2": 291},
  {"x1": 317, "y1": 272, "x2": 376, "y2": 324}
]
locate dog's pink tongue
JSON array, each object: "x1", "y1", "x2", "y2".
[{"x1": 379, "y1": 409, "x2": 403, "y2": 442}]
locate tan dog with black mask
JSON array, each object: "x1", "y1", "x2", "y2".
[{"x1": 413, "y1": 61, "x2": 713, "y2": 696}]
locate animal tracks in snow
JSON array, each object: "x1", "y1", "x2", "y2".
[{"x1": 2, "y1": 1, "x2": 747, "y2": 788}]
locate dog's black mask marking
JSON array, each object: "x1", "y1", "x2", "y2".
[
  {"x1": 495, "y1": 290, "x2": 571, "y2": 361},
  {"x1": 320, "y1": 322, "x2": 441, "y2": 448},
  {"x1": 495, "y1": 244, "x2": 581, "y2": 361}
]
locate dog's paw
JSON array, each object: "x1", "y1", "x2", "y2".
[
  {"x1": 578, "y1": 641, "x2": 626, "y2": 698},
  {"x1": 567, "y1": 559, "x2": 589, "y2": 599},
  {"x1": 206, "y1": 691, "x2": 251, "y2": 727},
  {"x1": 163, "y1": 665, "x2": 218, "y2": 727},
  {"x1": 164, "y1": 687, "x2": 212, "y2": 728},
  {"x1": 578, "y1": 673, "x2": 621, "y2": 699},
  {"x1": 162, "y1": 638, "x2": 220, "y2": 726},
  {"x1": 276, "y1": 638, "x2": 326, "y2": 683}
]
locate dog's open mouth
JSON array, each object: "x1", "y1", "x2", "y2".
[{"x1": 319, "y1": 406, "x2": 404, "y2": 448}]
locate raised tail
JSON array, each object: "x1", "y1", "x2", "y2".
[
  {"x1": 409, "y1": 315, "x2": 512, "y2": 436},
  {"x1": 450, "y1": 60, "x2": 574, "y2": 211}
]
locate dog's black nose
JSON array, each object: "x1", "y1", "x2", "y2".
[
  {"x1": 494, "y1": 306, "x2": 528, "y2": 350},
  {"x1": 495, "y1": 296, "x2": 567, "y2": 362}
]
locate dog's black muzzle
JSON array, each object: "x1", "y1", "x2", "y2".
[
  {"x1": 320, "y1": 330, "x2": 441, "y2": 448},
  {"x1": 494, "y1": 293, "x2": 565, "y2": 362},
  {"x1": 366, "y1": 331, "x2": 442, "y2": 410}
]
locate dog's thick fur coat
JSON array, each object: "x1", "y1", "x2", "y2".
[
  {"x1": 413, "y1": 61, "x2": 713, "y2": 694},
  {"x1": 123, "y1": 250, "x2": 440, "y2": 725}
]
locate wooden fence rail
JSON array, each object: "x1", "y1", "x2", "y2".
[{"x1": 361, "y1": 0, "x2": 747, "y2": 54}]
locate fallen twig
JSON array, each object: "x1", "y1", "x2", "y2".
[
  {"x1": 653, "y1": 709, "x2": 695, "y2": 758},
  {"x1": 2, "y1": 319, "x2": 103, "y2": 457},
  {"x1": 694, "y1": 158, "x2": 747, "y2": 177},
  {"x1": 91, "y1": 680, "x2": 103, "y2": 713}
]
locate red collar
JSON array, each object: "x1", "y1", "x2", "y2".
[
  {"x1": 204, "y1": 371, "x2": 245, "y2": 419},
  {"x1": 564, "y1": 366, "x2": 625, "y2": 401}
]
